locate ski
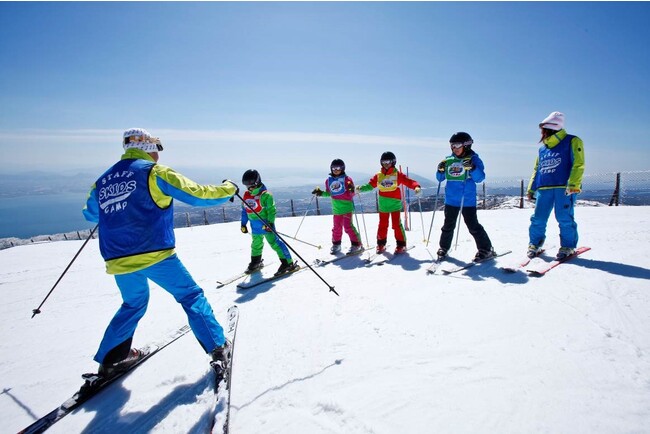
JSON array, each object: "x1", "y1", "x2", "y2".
[
  {"x1": 211, "y1": 305, "x2": 239, "y2": 434},
  {"x1": 364, "y1": 245, "x2": 392, "y2": 264},
  {"x1": 526, "y1": 246, "x2": 591, "y2": 276},
  {"x1": 369, "y1": 245, "x2": 416, "y2": 267},
  {"x1": 216, "y1": 262, "x2": 274, "y2": 288},
  {"x1": 426, "y1": 257, "x2": 446, "y2": 275},
  {"x1": 313, "y1": 247, "x2": 368, "y2": 267},
  {"x1": 236, "y1": 264, "x2": 304, "y2": 290},
  {"x1": 501, "y1": 249, "x2": 546, "y2": 273},
  {"x1": 18, "y1": 325, "x2": 192, "y2": 434},
  {"x1": 440, "y1": 250, "x2": 512, "y2": 275}
]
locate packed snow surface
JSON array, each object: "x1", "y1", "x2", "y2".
[{"x1": 2, "y1": 206, "x2": 650, "y2": 433}]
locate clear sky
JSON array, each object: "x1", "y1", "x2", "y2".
[{"x1": 1, "y1": 2, "x2": 649, "y2": 181}]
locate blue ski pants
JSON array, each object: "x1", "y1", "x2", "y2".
[
  {"x1": 94, "y1": 254, "x2": 225, "y2": 363},
  {"x1": 529, "y1": 189, "x2": 578, "y2": 249}
]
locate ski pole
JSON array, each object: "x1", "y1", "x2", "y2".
[
  {"x1": 31, "y1": 224, "x2": 99, "y2": 318},
  {"x1": 425, "y1": 181, "x2": 442, "y2": 247},
  {"x1": 276, "y1": 231, "x2": 322, "y2": 250},
  {"x1": 355, "y1": 193, "x2": 371, "y2": 249},
  {"x1": 453, "y1": 180, "x2": 467, "y2": 251},
  {"x1": 236, "y1": 193, "x2": 339, "y2": 296},
  {"x1": 417, "y1": 194, "x2": 426, "y2": 243},
  {"x1": 294, "y1": 195, "x2": 315, "y2": 238}
]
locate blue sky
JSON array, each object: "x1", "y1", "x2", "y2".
[{"x1": 1, "y1": 2, "x2": 649, "y2": 181}]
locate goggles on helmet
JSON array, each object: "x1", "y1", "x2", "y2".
[
  {"x1": 124, "y1": 135, "x2": 164, "y2": 151},
  {"x1": 243, "y1": 179, "x2": 258, "y2": 188},
  {"x1": 450, "y1": 142, "x2": 465, "y2": 150}
]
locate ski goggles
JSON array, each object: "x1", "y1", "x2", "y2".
[
  {"x1": 124, "y1": 135, "x2": 164, "y2": 151},
  {"x1": 450, "y1": 142, "x2": 465, "y2": 149},
  {"x1": 331, "y1": 166, "x2": 344, "y2": 172},
  {"x1": 381, "y1": 160, "x2": 394, "y2": 165}
]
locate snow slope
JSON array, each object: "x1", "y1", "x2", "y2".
[{"x1": 2, "y1": 206, "x2": 650, "y2": 433}]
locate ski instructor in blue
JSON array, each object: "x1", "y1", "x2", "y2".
[
  {"x1": 526, "y1": 112, "x2": 585, "y2": 260},
  {"x1": 83, "y1": 128, "x2": 237, "y2": 377}
]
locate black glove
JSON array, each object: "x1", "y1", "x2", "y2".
[
  {"x1": 437, "y1": 161, "x2": 446, "y2": 173},
  {"x1": 312, "y1": 187, "x2": 323, "y2": 197},
  {"x1": 222, "y1": 179, "x2": 239, "y2": 202},
  {"x1": 262, "y1": 224, "x2": 273, "y2": 232},
  {"x1": 462, "y1": 159, "x2": 474, "y2": 171},
  {"x1": 240, "y1": 225, "x2": 248, "y2": 234}
]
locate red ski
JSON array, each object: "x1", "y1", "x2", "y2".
[{"x1": 526, "y1": 247, "x2": 591, "y2": 275}]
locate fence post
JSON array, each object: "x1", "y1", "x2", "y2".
[
  {"x1": 609, "y1": 172, "x2": 621, "y2": 206},
  {"x1": 520, "y1": 179, "x2": 524, "y2": 209},
  {"x1": 315, "y1": 197, "x2": 321, "y2": 216},
  {"x1": 186, "y1": 212, "x2": 191, "y2": 227},
  {"x1": 203, "y1": 210, "x2": 209, "y2": 225},
  {"x1": 290, "y1": 199, "x2": 296, "y2": 217}
]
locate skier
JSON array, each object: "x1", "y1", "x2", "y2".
[
  {"x1": 356, "y1": 151, "x2": 421, "y2": 254},
  {"x1": 82, "y1": 128, "x2": 236, "y2": 378},
  {"x1": 240, "y1": 169, "x2": 299, "y2": 276},
  {"x1": 526, "y1": 111, "x2": 585, "y2": 259},
  {"x1": 436, "y1": 132, "x2": 495, "y2": 261},
  {"x1": 312, "y1": 159, "x2": 363, "y2": 254}
]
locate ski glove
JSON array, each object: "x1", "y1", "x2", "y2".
[
  {"x1": 462, "y1": 159, "x2": 474, "y2": 171},
  {"x1": 355, "y1": 185, "x2": 362, "y2": 193},
  {"x1": 437, "y1": 161, "x2": 446, "y2": 173},
  {"x1": 241, "y1": 225, "x2": 248, "y2": 234},
  {"x1": 262, "y1": 224, "x2": 273, "y2": 232},
  {"x1": 527, "y1": 191, "x2": 536, "y2": 202},
  {"x1": 565, "y1": 188, "x2": 581, "y2": 196},
  {"x1": 222, "y1": 179, "x2": 240, "y2": 202},
  {"x1": 414, "y1": 186, "x2": 422, "y2": 195},
  {"x1": 312, "y1": 187, "x2": 323, "y2": 197}
]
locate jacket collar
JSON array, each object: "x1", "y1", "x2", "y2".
[{"x1": 121, "y1": 148, "x2": 156, "y2": 162}]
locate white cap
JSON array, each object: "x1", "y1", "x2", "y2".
[
  {"x1": 539, "y1": 111, "x2": 565, "y2": 131},
  {"x1": 122, "y1": 128, "x2": 162, "y2": 152}
]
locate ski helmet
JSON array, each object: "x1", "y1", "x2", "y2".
[
  {"x1": 330, "y1": 158, "x2": 345, "y2": 173},
  {"x1": 122, "y1": 127, "x2": 163, "y2": 152},
  {"x1": 242, "y1": 169, "x2": 261, "y2": 188},
  {"x1": 449, "y1": 132, "x2": 473, "y2": 152},
  {"x1": 380, "y1": 151, "x2": 397, "y2": 167}
]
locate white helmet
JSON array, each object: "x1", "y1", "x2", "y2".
[{"x1": 123, "y1": 128, "x2": 163, "y2": 152}]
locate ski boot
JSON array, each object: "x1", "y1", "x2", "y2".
[
  {"x1": 394, "y1": 245, "x2": 407, "y2": 255},
  {"x1": 474, "y1": 247, "x2": 496, "y2": 262},
  {"x1": 275, "y1": 259, "x2": 299, "y2": 276},
  {"x1": 556, "y1": 247, "x2": 576, "y2": 260},
  {"x1": 376, "y1": 245, "x2": 386, "y2": 254},
  {"x1": 436, "y1": 248, "x2": 448, "y2": 261},
  {"x1": 98, "y1": 348, "x2": 146, "y2": 379},
  {"x1": 245, "y1": 256, "x2": 264, "y2": 274},
  {"x1": 527, "y1": 243, "x2": 543, "y2": 259},
  {"x1": 330, "y1": 244, "x2": 342, "y2": 254},
  {"x1": 211, "y1": 339, "x2": 232, "y2": 380},
  {"x1": 347, "y1": 244, "x2": 363, "y2": 255}
]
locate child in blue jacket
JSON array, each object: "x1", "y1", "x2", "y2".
[{"x1": 436, "y1": 132, "x2": 494, "y2": 261}]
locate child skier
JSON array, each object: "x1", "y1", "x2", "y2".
[
  {"x1": 356, "y1": 151, "x2": 421, "y2": 254},
  {"x1": 312, "y1": 158, "x2": 363, "y2": 255},
  {"x1": 436, "y1": 132, "x2": 494, "y2": 261},
  {"x1": 240, "y1": 169, "x2": 299, "y2": 276}
]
